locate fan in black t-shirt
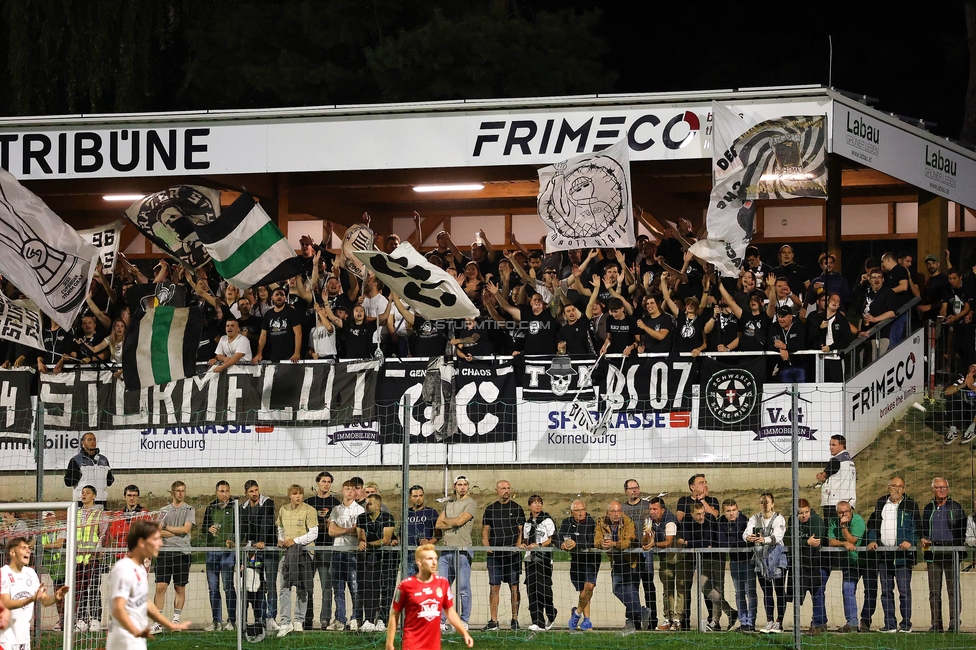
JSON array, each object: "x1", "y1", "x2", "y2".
[
  {"x1": 254, "y1": 287, "x2": 302, "y2": 363},
  {"x1": 636, "y1": 294, "x2": 673, "y2": 354},
  {"x1": 556, "y1": 304, "x2": 595, "y2": 355},
  {"x1": 600, "y1": 297, "x2": 639, "y2": 356},
  {"x1": 338, "y1": 305, "x2": 377, "y2": 359}
]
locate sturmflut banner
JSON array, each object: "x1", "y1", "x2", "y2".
[{"x1": 0, "y1": 346, "x2": 920, "y2": 470}]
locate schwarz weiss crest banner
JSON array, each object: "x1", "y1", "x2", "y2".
[
  {"x1": 537, "y1": 139, "x2": 634, "y2": 252},
  {"x1": 124, "y1": 185, "x2": 221, "y2": 270},
  {"x1": 377, "y1": 357, "x2": 516, "y2": 444},
  {"x1": 697, "y1": 356, "x2": 765, "y2": 432},
  {"x1": 39, "y1": 360, "x2": 379, "y2": 430}
]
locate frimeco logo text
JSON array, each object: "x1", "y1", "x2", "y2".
[{"x1": 850, "y1": 352, "x2": 916, "y2": 420}]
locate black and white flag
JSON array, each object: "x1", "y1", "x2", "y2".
[
  {"x1": 0, "y1": 297, "x2": 45, "y2": 352},
  {"x1": 354, "y1": 242, "x2": 479, "y2": 319},
  {"x1": 537, "y1": 139, "x2": 634, "y2": 252},
  {"x1": 0, "y1": 168, "x2": 99, "y2": 330},
  {"x1": 78, "y1": 220, "x2": 124, "y2": 276},
  {"x1": 124, "y1": 185, "x2": 221, "y2": 270}
]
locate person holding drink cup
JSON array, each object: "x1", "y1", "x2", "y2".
[{"x1": 204, "y1": 480, "x2": 237, "y2": 631}]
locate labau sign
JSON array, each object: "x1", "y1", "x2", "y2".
[{"x1": 924, "y1": 145, "x2": 957, "y2": 188}]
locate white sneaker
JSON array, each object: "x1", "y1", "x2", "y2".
[
  {"x1": 375, "y1": 619, "x2": 386, "y2": 632},
  {"x1": 276, "y1": 623, "x2": 293, "y2": 638},
  {"x1": 293, "y1": 622, "x2": 303, "y2": 632},
  {"x1": 360, "y1": 621, "x2": 376, "y2": 632},
  {"x1": 204, "y1": 623, "x2": 217, "y2": 632},
  {"x1": 88, "y1": 619, "x2": 101, "y2": 633},
  {"x1": 75, "y1": 620, "x2": 89, "y2": 633},
  {"x1": 328, "y1": 620, "x2": 345, "y2": 631},
  {"x1": 52, "y1": 622, "x2": 62, "y2": 632},
  {"x1": 441, "y1": 623, "x2": 451, "y2": 633},
  {"x1": 223, "y1": 622, "x2": 235, "y2": 631},
  {"x1": 770, "y1": 621, "x2": 783, "y2": 633},
  {"x1": 149, "y1": 623, "x2": 162, "y2": 635},
  {"x1": 347, "y1": 620, "x2": 358, "y2": 632},
  {"x1": 760, "y1": 621, "x2": 776, "y2": 634},
  {"x1": 266, "y1": 618, "x2": 280, "y2": 631},
  {"x1": 528, "y1": 624, "x2": 544, "y2": 631}
]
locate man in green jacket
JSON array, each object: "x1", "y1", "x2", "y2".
[
  {"x1": 203, "y1": 480, "x2": 237, "y2": 632},
  {"x1": 828, "y1": 501, "x2": 866, "y2": 632}
]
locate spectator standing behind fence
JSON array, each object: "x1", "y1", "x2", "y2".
[
  {"x1": 645, "y1": 498, "x2": 681, "y2": 631},
  {"x1": 275, "y1": 485, "x2": 318, "y2": 638},
  {"x1": 881, "y1": 252, "x2": 911, "y2": 347},
  {"x1": 203, "y1": 481, "x2": 237, "y2": 632},
  {"x1": 435, "y1": 476, "x2": 477, "y2": 632},
  {"x1": 520, "y1": 495, "x2": 557, "y2": 632},
  {"x1": 559, "y1": 500, "x2": 599, "y2": 631},
  {"x1": 817, "y1": 434, "x2": 856, "y2": 525},
  {"x1": 679, "y1": 501, "x2": 735, "y2": 632},
  {"x1": 769, "y1": 306, "x2": 807, "y2": 383},
  {"x1": 304, "y1": 471, "x2": 340, "y2": 630},
  {"x1": 865, "y1": 476, "x2": 919, "y2": 633},
  {"x1": 152, "y1": 481, "x2": 194, "y2": 634},
  {"x1": 40, "y1": 510, "x2": 67, "y2": 631},
  {"x1": 481, "y1": 480, "x2": 524, "y2": 631},
  {"x1": 328, "y1": 480, "x2": 365, "y2": 631},
  {"x1": 596, "y1": 500, "x2": 642, "y2": 631},
  {"x1": 64, "y1": 432, "x2": 114, "y2": 508},
  {"x1": 107, "y1": 486, "x2": 147, "y2": 560},
  {"x1": 744, "y1": 493, "x2": 787, "y2": 634},
  {"x1": 719, "y1": 499, "x2": 756, "y2": 632},
  {"x1": 241, "y1": 479, "x2": 279, "y2": 632},
  {"x1": 940, "y1": 268, "x2": 974, "y2": 374},
  {"x1": 406, "y1": 486, "x2": 440, "y2": 577},
  {"x1": 920, "y1": 477, "x2": 966, "y2": 633},
  {"x1": 75, "y1": 485, "x2": 108, "y2": 633},
  {"x1": 621, "y1": 480, "x2": 657, "y2": 630},
  {"x1": 827, "y1": 501, "x2": 867, "y2": 632},
  {"x1": 357, "y1": 494, "x2": 394, "y2": 632},
  {"x1": 786, "y1": 498, "x2": 827, "y2": 634}
]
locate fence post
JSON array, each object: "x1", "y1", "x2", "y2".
[
  {"x1": 790, "y1": 383, "x2": 802, "y2": 649},
  {"x1": 235, "y1": 498, "x2": 242, "y2": 650},
  {"x1": 34, "y1": 395, "x2": 44, "y2": 502},
  {"x1": 400, "y1": 396, "x2": 412, "y2": 583}
]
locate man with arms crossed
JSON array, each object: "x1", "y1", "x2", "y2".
[
  {"x1": 107, "y1": 521, "x2": 190, "y2": 650},
  {"x1": 385, "y1": 545, "x2": 473, "y2": 650},
  {"x1": 152, "y1": 480, "x2": 195, "y2": 633},
  {"x1": 1, "y1": 537, "x2": 69, "y2": 650},
  {"x1": 435, "y1": 475, "x2": 478, "y2": 631}
]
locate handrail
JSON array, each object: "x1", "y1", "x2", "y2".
[{"x1": 840, "y1": 295, "x2": 921, "y2": 356}]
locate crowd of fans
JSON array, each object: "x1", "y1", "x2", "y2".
[
  {"x1": 0, "y1": 216, "x2": 959, "y2": 387},
  {"x1": 3, "y1": 433, "x2": 976, "y2": 636}
]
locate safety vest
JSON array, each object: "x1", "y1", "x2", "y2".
[
  {"x1": 41, "y1": 531, "x2": 66, "y2": 581},
  {"x1": 76, "y1": 508, "x2": 103, "y2": 564}
]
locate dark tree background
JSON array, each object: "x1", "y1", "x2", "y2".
[{"x1": 0, "y1": 0, "x2": 971, "y2": 141}]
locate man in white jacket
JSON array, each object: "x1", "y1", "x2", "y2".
[{"x1": 817, "y1": 434, "x2": 856, "y2": 522}]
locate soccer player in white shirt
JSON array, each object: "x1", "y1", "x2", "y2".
[
  {"x1": 0, "y1": 537, "x2": 69, "y2": 650},
  {"x1": 107, "y1": 520, "x2": 190, "y2": 650}
]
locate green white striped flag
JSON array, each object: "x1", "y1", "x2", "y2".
[
  {"x1": 192, "y1": 193, "x2": 304, "y2": 289},
  {"x1": 122, "y1": 305, "x2": 202, "y2": 391}
]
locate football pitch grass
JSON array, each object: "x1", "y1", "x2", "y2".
[{"x1": 54, "y1": 628, "x2": 972, "y2": 650}]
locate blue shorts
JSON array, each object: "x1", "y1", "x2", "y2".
[
  {"x1": 570, "y1": 559, "x2": 600, "y2": 591},
  {"x1": 487, "y1": 552, "x2": 521, "y2": 585}
]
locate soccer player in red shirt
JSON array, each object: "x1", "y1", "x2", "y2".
[{"x1": 386, "y1": 544, "x2": 473, "y2": 650}]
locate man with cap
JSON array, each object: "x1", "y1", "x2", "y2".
[
  {"x1": 64, "y1": 432, "x2": 114, "y2": 509},
  {"x1": 253, "y1": 286, "x2": 302, "y2": 363},
  {"x1": 435, "y1": 475, "x2": 478, "y2": 630},
  {"x1": 768, "y1": 306, "x2": 807, "y2": 383},
  {"x1": 917, "y1": 254, "x2": 949, "y2": 323}
]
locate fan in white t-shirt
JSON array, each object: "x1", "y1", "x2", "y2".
[
  {"x1": 106, "y1": 520, "x2": 190, "y2": 650},
  {"x1": 0, "y1": 537, "x2": 69, "y2": 650}
]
